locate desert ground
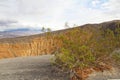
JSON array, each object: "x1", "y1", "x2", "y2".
[{"x1": 0, "y1": 55, "x2": 69, "y2": 80}]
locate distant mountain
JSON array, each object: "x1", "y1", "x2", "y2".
[
  {"x1": 0, "y1": 20, "x2": 120, "y2": 39},
  {"x1": 0, "y1": 28, "x2": 42, "y2": 39}
]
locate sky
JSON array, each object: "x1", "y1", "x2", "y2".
[{"x1": 0, "y1": 0, "x2": 120, "y2": 31}]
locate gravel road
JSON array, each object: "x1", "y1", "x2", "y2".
[{"x1": 0, "y1": 55, "x2": 69, "y2": 80}]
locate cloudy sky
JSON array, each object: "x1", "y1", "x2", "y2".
[{"x1": 0, "y1": 0, "x2": 120, "y2": 31}]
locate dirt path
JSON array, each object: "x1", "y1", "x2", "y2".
[{"x1": 0, "y1": 55, "x2": 69, "y2": 80}]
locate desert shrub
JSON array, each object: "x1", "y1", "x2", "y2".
[
  {"x1": 54, "y1": 28, "x2": 96, "y2": 76},
  {"x1": 54, "y1": 27, "x2": 120, "y2": 79},
  {"x1": 112, "y1": 52, "x2": 120, "y2": 62}
]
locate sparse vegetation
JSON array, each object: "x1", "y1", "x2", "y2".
[
  {"x1": 54, "y1": 24, "x2": 120, "y2": 80},
  {"x1": 112, "y1": 52, "x2": 120, "y2": 63},
  {"x1": 41, "y1": 27, "x2": 52, "y2": 32}
]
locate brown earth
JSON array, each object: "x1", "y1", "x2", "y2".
[{"x1": 0, "y1": 35, "x2": 62, "y2": 59}]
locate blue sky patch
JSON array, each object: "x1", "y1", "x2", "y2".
[{"x1": 86, "y1": 0, "x2": 108, "y2": 9}]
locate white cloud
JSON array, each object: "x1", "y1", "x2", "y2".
[
  {"x1": 0, "y1": 0, "x2": 75, "y2": 30},
  {"x1": 0, "y1": 0, "x2": 120, "y2": 31},
  {"x1": 0, "y1": 19, "x2": 33, "y2": 31},
  {"x1": 102, "y1": 0, "x2": 120, "y2": 17}
]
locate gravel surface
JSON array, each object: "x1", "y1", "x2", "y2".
[
  {"x1": 87, "y1": 67, "x2": 120, "y2": 80},
  {"x1": 0, "y1": 55, "x2": 69, "y2": 80}
]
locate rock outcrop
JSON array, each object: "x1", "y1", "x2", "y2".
[{"x1": 0, "y1": 35, "x2": 62, "y2": 59}]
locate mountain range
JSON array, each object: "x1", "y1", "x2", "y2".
[{"x1": 0, "y1": 28, "x2": 42, "y2": 39}]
